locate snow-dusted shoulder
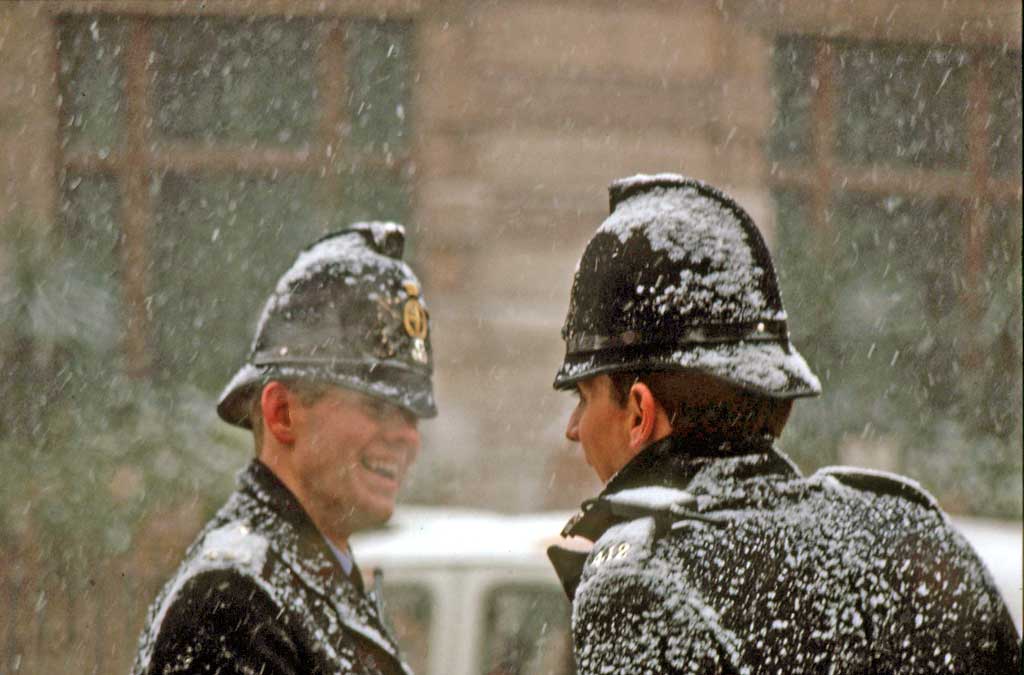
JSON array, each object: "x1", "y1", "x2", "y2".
[
  {"x1": 811, "y1": 464, "x2": 942, "y2": 511},
  {"x1": 131, "y1": 461, "x2": 411, "y2": 675},
  {"x1": 554, "y1": 436, "x2": 1021, "y2": 675},
  {"x1": 132, "y1": 520, "x2": 273, "y2": 672}
]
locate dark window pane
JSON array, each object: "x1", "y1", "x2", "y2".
[
  {"x1": 769, "y1": 36, "x2": 816, "y2": 163},
  {"x1": 481, "y1": 584, "x2": 574, "y2": 675},
  {"x1": 779, "y1": 189, "x2": 967, "y2": 462},
  {"x1": 974, "y1": 201, "x2": 1023, "y2": 438},
  {"x1": 831, "y1": 192, "x2": 965, "y2": 417},
  {"x1": 58, "y1": 16, "x2": 127, "y2": 153},
  {"x1": 152, "y1": 18, "x2": 316, "y2": 145},
  {"x1": 831, "y1": 193, "x2": 964, "y2": 338},
  {"x1": 989, "y1": 50, "x2": 1022, "y2": 177},
  {"x1": 347, "y1": 20, "x2": 412, "y2": 158},
  {"x1": 151, "y1": 172, "x2": 321, "y2": 392},
  {"x1": 55, "y1": 173, "x2": 123, "y2": 355},
  {"x1": 958, "y1": 200, "x2": 1023, "y2": 516},
  {"x1": 771, "y1": 188, "x2": 841, "y2": 468},
  {"x1": 379, "y1": 582, "x2": 432, "y2": 675},
  {"x1": 334, "y1": 164, "x2": 411, "y2": 228},
  {"x1": 773, "y1": 189, "x2": 1021, "y2": 517},
  {"x1": 836, "y1": 42, "x2": 969, "y2": 169}
]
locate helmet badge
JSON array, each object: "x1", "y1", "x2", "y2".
[{"x1": 402, "y1": 280, "x2": 429, "y2": 364}]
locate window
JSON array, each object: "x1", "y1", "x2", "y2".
[
  {"x1": 380, "y1": 581, "x2": 433, "y2": 675},
  {"x1": 769, "y1": 36, "x2": 1022, "y2": 516},
  {"x1": 57, "y1": 14, "x2": 413, "y2": 392},
  {"x1": 481, "y1": 584, "x2": 575, "y2": 675}
]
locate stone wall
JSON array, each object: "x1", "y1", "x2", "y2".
[{"x1": 411, "y1": 1, "x2": 781, "y2": 509}]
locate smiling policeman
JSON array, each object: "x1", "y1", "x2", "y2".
[
  {"x1": 132, "y1": 223, "x2": 435, "y2": 675},
  {"x1": 547, "y1": 174, "x2": 1019, "y2": 674}
]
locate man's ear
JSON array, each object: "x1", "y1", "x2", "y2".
[
  {"x1": 261, "y1": 381, "x2": 297, "y2": 446},
  {"x1": 626, "y1": 382, "x2": 672, "y2": 451}
]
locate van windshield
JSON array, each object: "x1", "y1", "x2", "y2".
[
  {"x1": 481, "y1": 583, "x2": 575, "y2": 675},
  {"x1": 381, "y1": 581, "x2": 433, "y2": 675}
]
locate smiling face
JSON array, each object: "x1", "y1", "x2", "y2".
[
  {"x1": 289, "y1": 386, "x2": 421, "y2": 541},
  {"x1": 564, "y1": 375, "x2": 635, "y2": 482}
]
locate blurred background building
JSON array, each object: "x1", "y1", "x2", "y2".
[{"x1": 0, "y1": 1, "x2": 1020, "y2": 671}]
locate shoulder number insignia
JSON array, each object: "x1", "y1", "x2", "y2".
[{"x1": 590, "y1": 542, "x2": 631, "y2": 567}]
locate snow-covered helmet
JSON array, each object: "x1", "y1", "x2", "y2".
[
  {"x1": 553, "y1": 174, "x2": 821, "y2": 399},
  {"x1": 217, "y1": 222, "x2": 436, "y2": 428}
]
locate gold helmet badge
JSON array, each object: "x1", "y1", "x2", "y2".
[
  {"x1": 402, "y1": 280, "x2": 429, "y2": 364},
  {"x1": 402, "y1": 282, "x2": 428, "y2": 340}
]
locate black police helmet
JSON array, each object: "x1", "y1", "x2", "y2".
[
  {"x1": 218, "y1": 222, "x2": 436, "y2": 428},
  {"x1": 553, "y1": 174, "x2": 821, "y2": 399}
]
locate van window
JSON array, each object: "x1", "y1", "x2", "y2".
[
  {"x1": 381, "y1": 581, "x2": 433, "y2": 675},
  {"x1": 481, "y1": 584, "x2": 575, "y2": 675}
]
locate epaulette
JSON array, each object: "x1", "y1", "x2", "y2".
[
  {"x1": 547, "y1": 545, "x2": 589, "y2": 600},
  {"x1": 813, "y1": 466, "x2": 941, "y2": 512},
  {"x1": 196, "y1": 522, "x2": 269, "y2": 573}
]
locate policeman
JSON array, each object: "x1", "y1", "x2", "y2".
[
  {"x1": 547, "y1": 174, "x2": 1020, "y2": 674},
  {"x1": 132, "y1": 222, "x2": 435, "y2": 675}
]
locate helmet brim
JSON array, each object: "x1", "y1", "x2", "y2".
[
  {"x1": 217, "y1": 361, "x2": 438, "y2": 429},
  {"x1": 553, "y1": 340, "x2": 821, "y2": 400}
]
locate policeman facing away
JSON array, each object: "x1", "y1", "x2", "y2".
[
  {"x1": 547, "y1": 174, "x2": 1020, "y2": 675},
  {"x1": 132, "y1": 223, "x2": 435, "y2": 675}
]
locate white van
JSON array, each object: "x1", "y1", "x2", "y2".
[
  {"x1": 352, "y1": 508, "x2": 1022, "y2": 675},
  {"x1": 353, "y1": 508, "x2": 579, "y2": 675}
]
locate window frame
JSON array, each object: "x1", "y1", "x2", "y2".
[
  {"x1": 768, "y1": 35, "x2": 1022, "y2": 361},
  {"x1": 53, "y1": 6, "x2": 417, "y2": 375}
]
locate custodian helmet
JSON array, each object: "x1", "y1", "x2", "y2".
[
  {"x1": 217, "y1": 222, "x2": 436, "y2": 428},
  {"x1": 553, "y1": 174, "x2": 820, "y2": 399}
]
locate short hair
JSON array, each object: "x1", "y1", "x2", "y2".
[
  {"x1": 249, "y1": 379, "x2": 331, "y2": 455},
  {"x1": 608, "y1": 370, "x2": 792, "y2": 441}
]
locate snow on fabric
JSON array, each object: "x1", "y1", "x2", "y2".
[
  {"x1": 133, "y1": 522, "x2": 272, "y2": 672},
  {"x1": 554, "y1": 173, "x2": 821, "y2": 399},
  {"x1": 605, "y1": 485, "x2": 695, "y2": 511},
  {"x1": 601, "y1": 183, "x2": 780, "y2": 324},
  {"x1": 216, "y1": 219, "x2": 436, "y2": 425},
  {"x1": 555, "y1": 341, "x2": 821, "y2": 399},
  {"x1": 567, "y1": 438, "x2": 1019, "y2": 674},
  {"x1": 131, "y1": 461, "x2": 410, "y2": 675},
  {"x1": 669, "y1": 341, "x2": 821, "y2": 397},
  {"x1": 254, "y1": 222, "x2": 411, "y2": 350}
]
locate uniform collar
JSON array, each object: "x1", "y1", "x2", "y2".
[
  {"x1": 236, "y1": 460, "x2": 404, "y2": 668},
  {"x1": 561, "y1": 433, "x2": 799, "y2": 541},
  {"x1": 240, "y1": 460, "x2": 337, "y2": 575}
]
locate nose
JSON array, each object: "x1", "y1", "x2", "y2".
[{"x1": 565, "y1": 406, "x2": 581, "y2": 442}]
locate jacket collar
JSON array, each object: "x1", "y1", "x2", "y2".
[
  {"x1": 240, "y1": 460, "x2": 338, "y2": 577},
  {"x1": 236, "y1": 460, "x2": 408, "y2": 671},
  {"x1": 562, "y1": 433, "x2": 800, "y2": 541}
]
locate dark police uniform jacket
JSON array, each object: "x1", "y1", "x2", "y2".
[
  {"x1": 548, "y1": 434, "x2": 1020, "y2": 675},
  {"x1": 131, "y1": 460, "x2": 409, "y2": 675}
]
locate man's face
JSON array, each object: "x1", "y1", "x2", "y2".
[
  {"x1": 565, "y1": 375, "x2": 632, "y2": 482},
  {"x1": 291, "y1": 386, "x2": 420, "y2": 537}
]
